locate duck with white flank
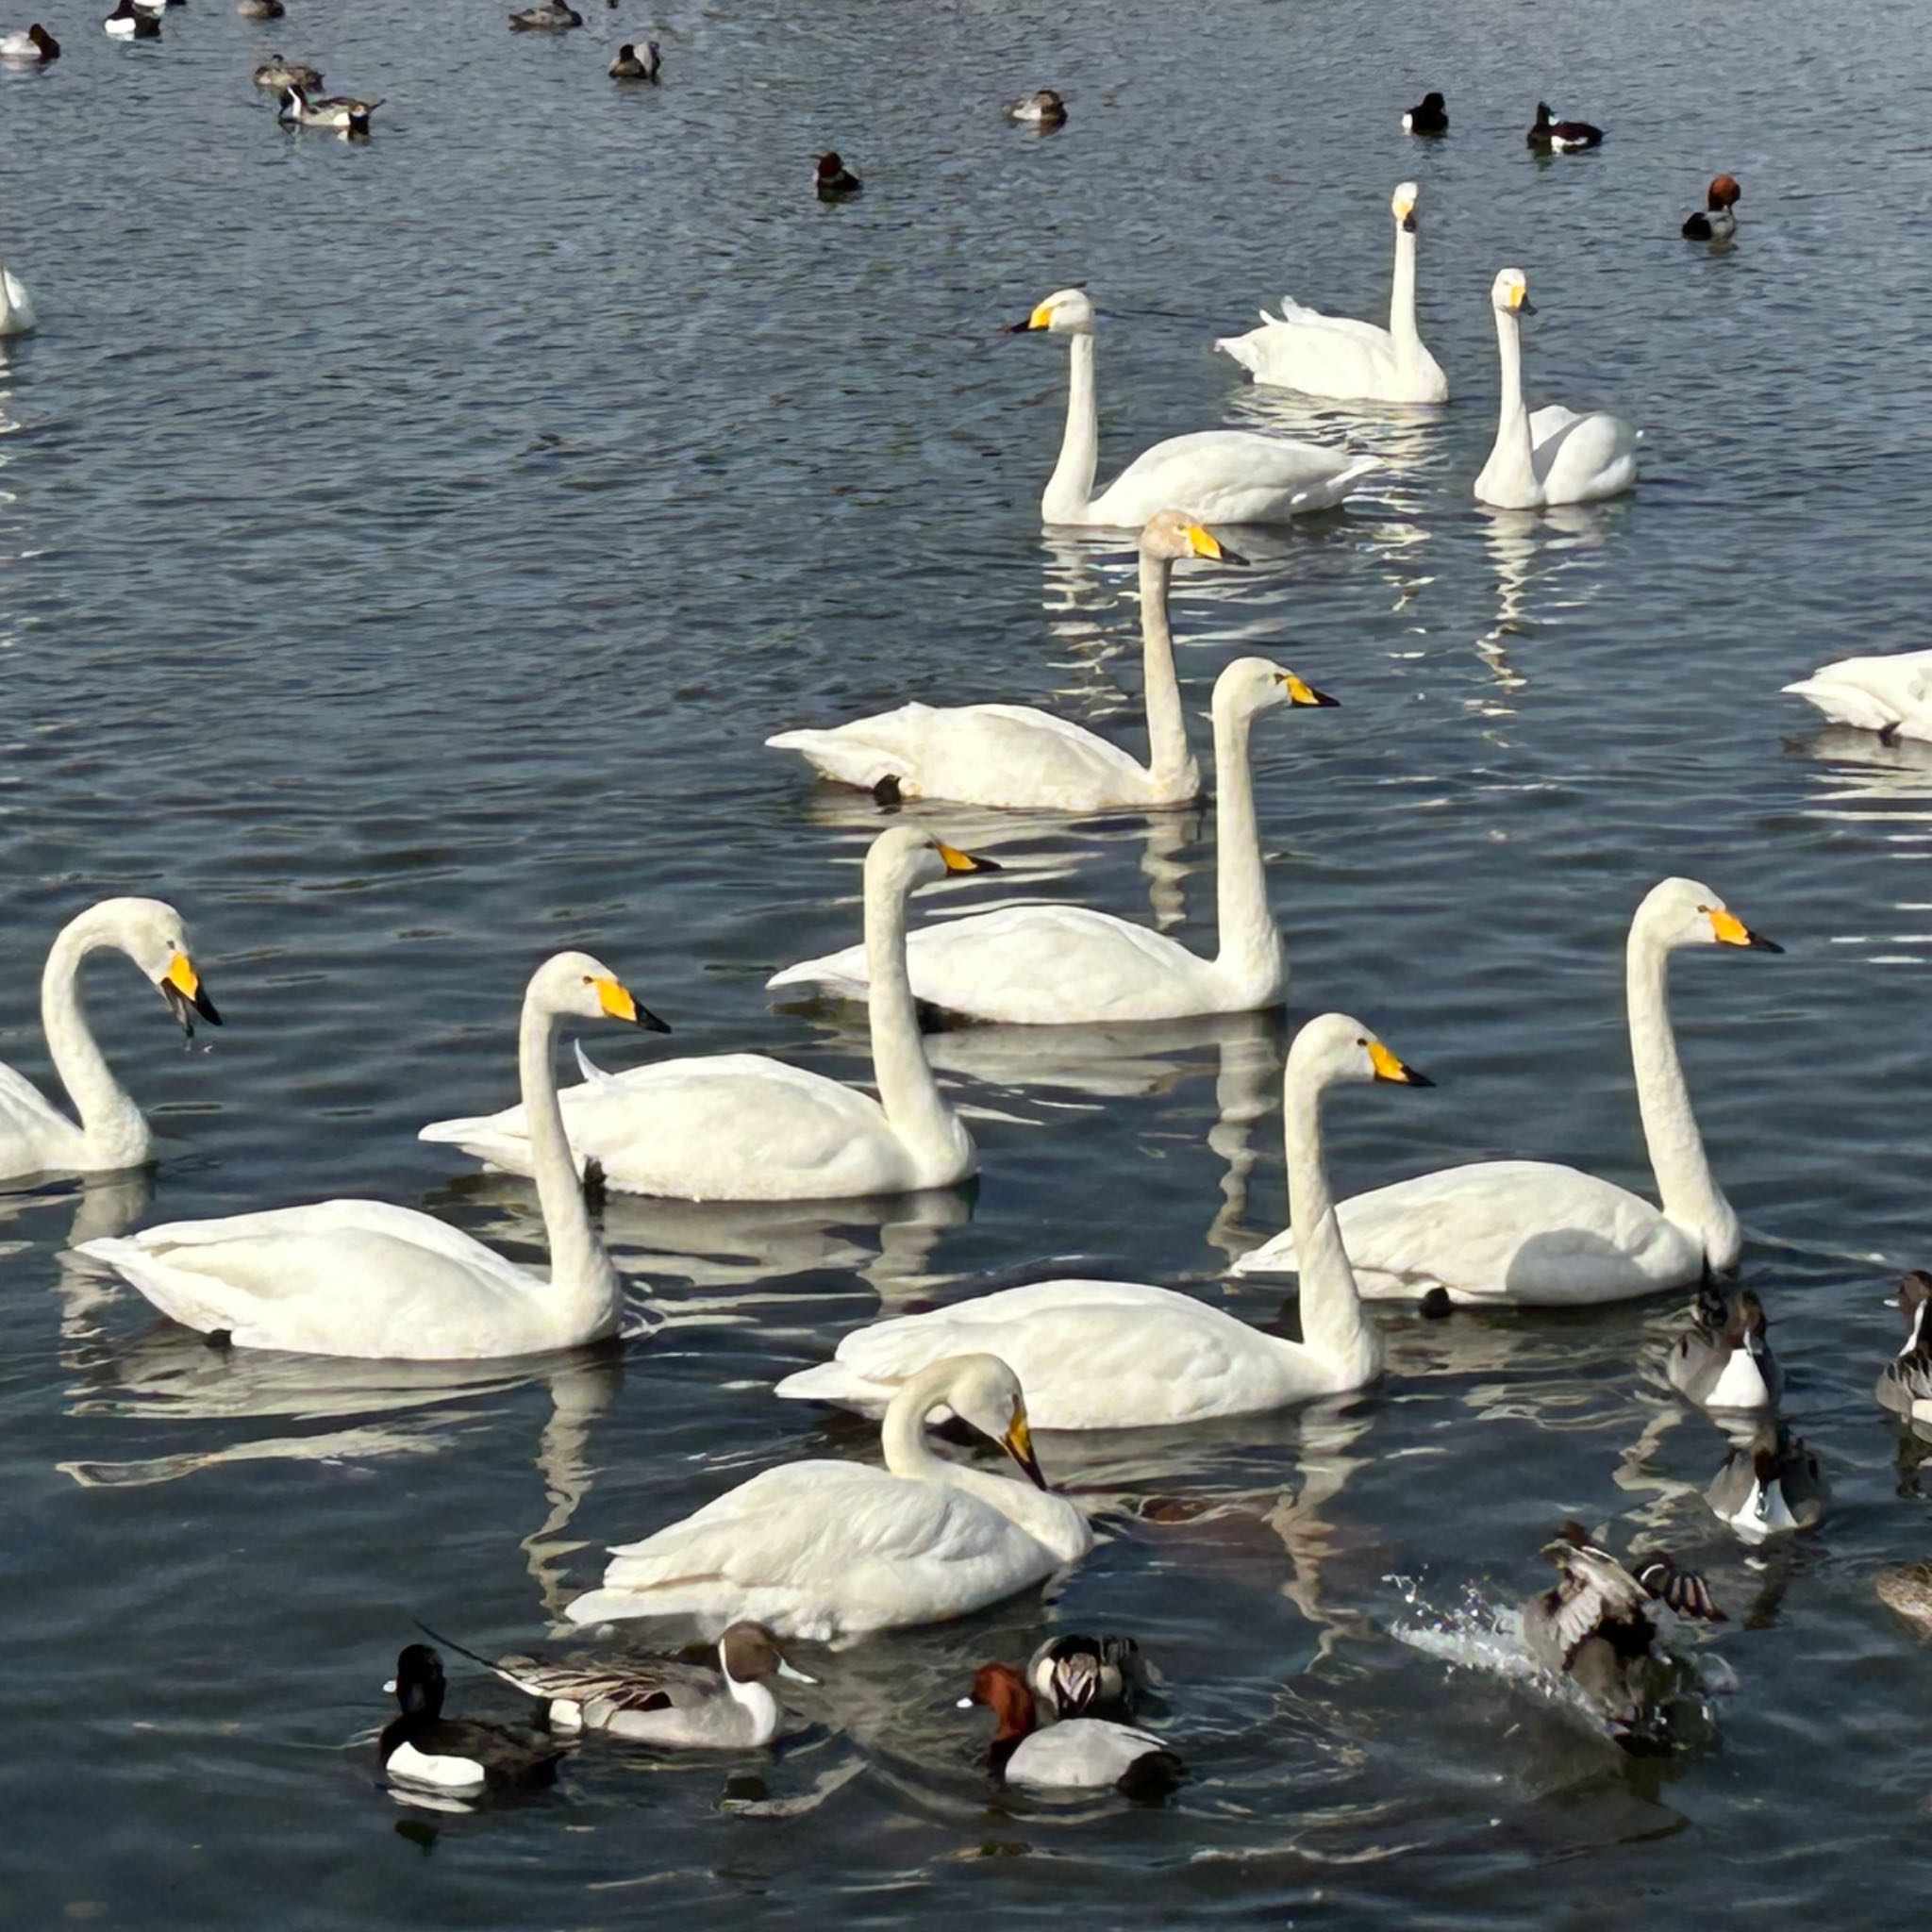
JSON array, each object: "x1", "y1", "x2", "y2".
[
  {"x1": 0, "y1": 23, "x2": 58, "y2": 58},
  {"x1": 815, "y1": 153, "x2": 861, "y2": 199},
  {"x1": 1669, "y1": 1286, "x2": 1783, "y2": 1413},
  {"x1": 254, "y1": 54, "x2": 322, "y2": 90},
  {"x1": 508, "y1": 0, "x2": 581, "y2": 27},
  {"x1": 1877, "y1": 1271, "x2": 1932, "y2": 1431},
  {"x1": 1010, "y1": 287, "x2": 1376, "y2": 526},
  {"x1": 378, "y1": 1645, "x2": 568, "y2": 1796},
  {"x1": 1527, "y1": 101, "x2": 1603, "y2": 150},
  {"x1": 960, "y1": 1662, "x2": 1179, "y2": 1792},
  {"x1": 566, "y1": 1355, "x2": 1092, "y2": 1643},
  {"x1": 608, "y1": 40, "x2": 659, "y2": 79},
  {"x1": 1401, "y1": 90, "x2": 1446, "y2": 134},
  {"x1": 1522, "y1": 1524, "x2": 1724, "y2": 1736},
  {"x1": 238, "y1": 0, "x2": 283, "y2": 18},
  {"x1": 1027, "y1": 1635, "x2": 1147, "y2": 1720},
  {"x1": 1683, "y1": 175, "x2": 1740, "y2": 241},
  {"x1": 279, "y1": 83, "x2": 383, "y2": 133},
  {"x1": 103, "y1": 1, "x2": 160, "y2": 38},
  {"x1": 1705, "y1": 1423, "x2": 1828, "y2": 1542},
  {"x1": 1006, "y1": 88, "x2": 1065, "y2": 127},
  {"x1": 775, "y1": 1016, "x2": 1429, "y2": 1425}
]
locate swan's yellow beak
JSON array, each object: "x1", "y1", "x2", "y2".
[
  {"x1": 594, "y1": 975, "x2": 674, "y2": 1032},
  {"x1": 1006, "y1": 300, "x2": 1055, "y2": 333},
  {"x1": 936, "y1": 841, "x2": 1002, "y2": 875},
  {"x1": 1369, "y1": 1038, "x2": 1433, "y2": 1086},
  {"x1": 1394, "y1": 192, "x2": 1416, "y2": 223},
  {"x1": 1185, "y1": 524, "x2": 1247, "y2": 566},
  {"x1": 1707, "y1": 908, "x2": 1783, "y2": 953},
  {"x1": 1281, "y1": 673, "x2": 1341, "y2": 708},
  {"x1": 1002, "y1": 1401, "x2": 1048, "y2": 1490},
  {"x1": 158, "y1": 951, "x2": 221, "y2": 1035},
  {"x1": 1507, "y1": 279, "x2": 1534, "y2": 313}
]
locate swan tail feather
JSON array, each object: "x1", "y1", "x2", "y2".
[
  {"x1": 1214, "y1": 330, "x2": 1264, "y2": 375},
  {"x1": 773, "y1": 1360, "x2": 893, "y2": 1407}
]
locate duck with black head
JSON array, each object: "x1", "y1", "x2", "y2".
[
  {"x1": 1026, "y1": 1634, "x2": 1148, "y2": 1721},
  {"x1": 608, "y1": 40, "x2": 659, "y2": 79},
  {"x1": 1006, "y1": 88, "x2": 1066, "y2": 127},
  {"x1": 378, "y1": 1645, "x2": 569, "y2": 1796},
  {"x1": 815, "y1": 152, "x2": 862, "y2": 200},
  {"x1": 0, "y1": 23, "x2": 59, "y2": 58},
  {"x1": 1668, "y1": 1285, "x2": 1782, "y2": 1413},
  {"x1": 1402, "y1": 90, "x2": 1446, "y2": 134},
  {"x1": 1527, "y1": 101, "x2": 1603, "y2": 150},
  {"x1": 1877, "y1": 1271, "x2": 1932, "y2": 1429},
  {"x1": 1682, "y1": 174, "x2": 1741, "y2": 241},
  {"x1": 102, "y1": 1, "x2": 160, "y2": 39},
  {"x1": 960, "y1": 1661, "x2": 1179, "y2": 1792}
]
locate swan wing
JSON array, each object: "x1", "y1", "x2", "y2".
[
  {"x1": 1088, "y1": 431, "x2": 1377, "y2": 528},
  {"x1": 1533, "y1": 409, "x2": 1639, "y2": 503},
  {"x1": 1784, "y1": 649, "x2": 1932, "y2": 736},
  {"x1": 0, "y1": 1059, "x2": 77, "y2": 1167},
  {"x1": 1216, "y1": 311, "x2": 1410, "y2": 401}
]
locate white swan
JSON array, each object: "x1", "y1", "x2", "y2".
[
  {"x1": 1231, "y1": 879, "x2": 1780, "y2": 1306},
  {"x1": 1217, "y1": 182, "x2": 1449, "y2": 405},
  {"x1": 1474, "y1": 269, "x2": 1638, "y2": 509},
  {"x1": 1011, "y1": 288, "x2": 1377, "y2": 527},
  {"x1": 77, "y1": 952, "x2": 659, "y2": 1358},
  {"x1": 0, "y1": 256, "x2": 36, "y2": 338},
  {"x1": 764, "y1": 510, "x2": 1233, "y2": 810},
  {"x1": 420, "y1": 828, "x2": 995, "y2": 1199},
  {"x1": 1784, "y1": 649, "x2": 1932, "y2": 743},
  {"x1": 766, "y1": 657, "x2": 1337, "y2": 1024},
  {"x1": 0, "y1": 898, "x2": 219, "y2": 1185},
  {"x1": 565, "y1": 1353, "x2": 1093, "y2": 1642},
  {"x1": 774, "y1": 1014, "x2": 1429, "y2": 1426}
]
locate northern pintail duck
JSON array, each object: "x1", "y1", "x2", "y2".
[
  {"x1": 1877, "y1": 1270, "x2": 1932, "y2": 1429},
  {"x1": 960, "y1": 1662, "x2": 1179, "y2": 1793},
  {"x1": 0, "y1": 23, "x2": 59, "y2": 58},
  {"x1": 508, "y1": 0, "x2": 581, "y2": 27},
  {"x1": 103, "y1": 1, "x2": 160, "y2": 39},
  {"x1": 1527, "y1": 102, "x2": 1602, "y2": 151},
  {"x1": 1027, "y1": 1634, "x2": 1147, "y2": 1720},
  {"x1": 1705, "y1": 1421, "x2": 1827, "y2": 1541},
  {"x1": 1006, "y1": 88, "x2": 1066, "y2": 126},
  {"x1": 1668, "y1": 1286, "x2": 1782, "y2": 1412},
  {"x1": 378, "y1": 1645, "x2": 568, "y2": 1796},
  {"x1": 1682, "y1": 175, "x2": 1740, "y2": 241},
  {"x1": 608, "y1": 40, "x2": 659, "y2": 79},
  {"x1": 1402, "y1": 90, "x2": 1447, "y2": 135},
  {"x1": 1521, "y1": 1524, "x2": 1724, "y2": 1734},
  {"x1": 254, "y1": 53, "x2": 321, "y2": 90},
  {"x1": 815, "y1": 152, "x2": 862, "y2": 200},
  {"x1": 237, "y1": 0, "x2": 283, "y2": 17},
  {"x1": 279, "y1": 82, "x2": 382, "y2": 132},
  {"x1": 444, "y1": 1621, "x2": 815, "y2": 1748}
]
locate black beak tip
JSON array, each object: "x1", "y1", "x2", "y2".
[
  {"x1": 1404, "y1": 1068, "x2": 1436, "y2": 1089},
  {"x1": 195, "y1": 991, "x2": 224, "y2": 1027},
  {"x1": 1219, "y1": 544, "x2": 1251, "y2": 568},
  {"x1": 639, "y1": 1008, "x2": 673, "y2": 1034},
  {"x1": 1003, "y1": 320, "x2": 1034, "y2": 335},
  {"x1": 969, "y1": 855, "x2": 1004, "y2": 874},
  {"x1": 1750, "y1": 933, "x2": 1785, "y2": 954},
  {"x1": 1401, "y1": 213, "x2": 1418, "y2": 232}
]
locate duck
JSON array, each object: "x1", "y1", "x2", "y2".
[
  {"x1": 960, "y1": 1662, "x2": 1179, "y2": 1792},
  {"x1": 1875, "y1": 1561, "x2": 1932, "y2": 1635},
  {"x1": 764, "y1": 510, "x2": 1235, "y2": 810},
  {"x1": 1231, "y1": 879, "x2": 1779, "y2": 1306},
  {"x1": 1782, "y1": 648, "x2": 1932, "y2": 744},
  {"x1": 768, "y1": 658, "x2": 1337, "y2": 1024},
  {"x1": 253, "y1": 53, "x2": 322, "y2": 90},
  {"x1": 0, "y1": 899, "x2": 219, "y2": 1184},
  {"x1": 1876, "y1": 1271, "x2": 1932, "y2": 1429},
  {"x1": 1027, "y1": 1634, "x2": 1146, "y2": 1719},
  {"x1": 1217, "y1": 181, "x2": 1450, "y2": 404},
  {"x1": 0, "y1": 256, "x2": 36, "y2": 338},
  {"x1": 1668, "y1": 1286, "x2": 1783, "y2": 1412},
  {"x1": 566, "y1": 1354, "x2": 1092, "y2": 1642},
  {"x1": 774, "y1": 1015, "x2": 1429, "y2": 1425},
  {"x1": 379, "y1": 1645, "x2": 567, "y2": 1795},
  {"x1": 608, "y1": 40, "x2": 659, "y2": 79},
  {"x1": 1401, "y1": 90, "x2": 1447, "y2": 135},
  {"x1": 1522, "y1": 1524, "x2": 1724, "y2": 1734},
  {"x1": 237, "y1": 0, "x2": 282, "y2": 17},
  {"x1": 815, "y1": 152, "x2": 862, "y2": 200},
  {"x1": 103, "y1": 1, "x2": 160, "y2": 38},
  {"x1": 1473, "y1": 270, "x2": 1638, "y2": 508},
  {"x1": 1011, "y1": 288, "x2": 1377, "y2": 526},
  {"x1": 76, "y1": 952, "x2": 659, "y2": 1359},
  {"x1": 278, "y1": 83, "x2": 382, "y2": 132},
  {"x1": 1006, "y1": 88, "x2": 1065, "y2": 126},
  {"x1": 1705, "y1": 1423, "x2": 1827, "y2": 1541},
  {"x1": 508, "y1": 0, "x2": 581, "y2": 26},
  {"x1": 421, "y1": 829, "x2": 993, "y2": 1201},
  {"x1": 0, "y1": 23, "x2": 58, "y2": 58},
  {"x1": 1527, "y1": 102, "x2": 1603, "y2": 150},
  {"x1": 1682, "y1": 175, "x2": 1740, "y2": 242},
  {"x1": 432, "y1": 1620, "x2": 816, "y2": 1747}
]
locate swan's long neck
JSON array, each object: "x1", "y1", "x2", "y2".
[
  {"x1": 1137, "y1": 552, "x2": 1198, "y2": 795},
  {"x1": 1484, "y1": 307, "x2": 1538, "y2": 495},
  {"x1": 42, "y1": 915, "x2": 150, "y2": 1168},
  {"x1": 1283, "y1": 1065, "x2": 1377, "y2": 1381},
  {"x1": 1041, "y1": 332, "x2": 1099, "y2": 524},
  {"x1": 519, "y1": 992, "x2": 619, "y2": 1318},
  {"x1": 0, "y1": 271, "x2": 14, "y2": 334},
  {"x1": 1627, "y1": 926, "x2": 1740, "y2": 1269},
  {"x1": 1389, "y1": 224, "x2": 1421, "y2": 362},
  {"x1": 1209, "y1": 695, "x2": 1285, "y2": 995},
  {"x1": 865, "y1": 859, "x2": 962, "y2": 1166},
  {"x1": 879, "y1": 1357, "x2": 967, "y2": 1479}
]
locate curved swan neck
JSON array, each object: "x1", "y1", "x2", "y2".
[
  {"x1": 1390, "y1": 224, "x2": 1421, "y2": 358},
  {"x1": 1209, "y1": 695, "x2": 1284, "y2": 991},
  {"x1": 1626, "y1": 924, "x2": 1739, "y2": 1266},
  {"x1": 518, "y1": 991, "x2": 616, "y2": 1311},
  {"x1": 1137, "y1": 552, "x2": 1197, "y2": 792},
  {"x1": 864, "y1": 858, "x2": 958, "y2": 1161},
  {"x1": 1042, "y1": 332, "x2": 1100, "y2": 524},
  {"x1": 879, "y1": 1357, "x2": 964, "y2": 1478},
  {"x1": 1283, "y1": 1064, "x2": 1376, "y2": 1375},
  {"x1": 42, "y1": 911, "x2": 149, "y2": 1167}
]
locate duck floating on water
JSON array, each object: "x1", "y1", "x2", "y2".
[
  {"x1": 815, "y1": 152, "x2": 862, "y2": 200},
  {"x1": 254, "y1": 53, "x2": 321, "y2": 90},
  {"x1": 0, "y1": 22, "x2": 58, "y2": 58},
  {"x1": 279, "y1": 82, "x2": 383, "y2": 133},
  {"x1": 103, "y1": 1, "x2": 161, "y2": 40},
  {"x1": 608, "y1": 40, "x2": 659, "y2": 79},
  {"x1": 1027, "y1": 1634, "x2": 1147, "y2": 1721},
  {"x1": 1682, "y1": 174, "x2": 1740, "y2": 241},
  {"x1": 1705, "y1": 1422, "x2": 1827, "y2": 1542},
  {"x1": 237, "y1": 0, "x2": 283, "y2": 18},
  {"x1": 1527, "y1": 101, "x2": 1603, "y2": 151},
  {"x1": 1876, "y1": 1271, "x2": 1932, "y2": 1431},
  {"x1": 1402, "y1": 90, "x2": 1447, "y2": 134},
  {"x1": 508, "y1": 0, "x2": 581, "y2": 27},
  {"x1": 1669, "y1": 1286, "x2": 1783, "y2": 1413},
  {"x1": 960, "y1": 1661, "x2": 1179, "y2": 1792},
  {"x1": 378, "y1": 1645, "x2": 569, "y2": 1796},
  {"x1": 1006, "y1": 88, "x2": 1065, "y2": 127}
]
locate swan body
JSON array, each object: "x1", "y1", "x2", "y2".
[
  {"x1": 1217, "y1": 182, "x2": 1449, "y2": 405},
  {"x1": 254, "y1": 54, "x2": 322, "y2": 90},
  {"x1": 775, "y1": 1015, "x2": 1429, "y2": 1425},
  {"x1": 1783, "y1": 648, "x2": 1932, "y2": 742},
  {"x1": 421, "y1": 830, "x2": 991, "y2": 1200},
  {"x1": 608, "y1": 40, "x2": 659, "y2": 78},
  {"x1": 0, "y1": 24, "x2": 58, "y2": 59},
  {"x1": 1232, "y1": 878, "x2": 1779, "y2": 1306},
  {"x1": 279, "y1": 83, "x2": 382, "y2": 131},
  {"x1": 379, "y1": 1646, "x2": 565, "y2": 1795},
  {"x1": 0, "y1": 898, "x2": 218, "y2": 1184},
  {"x1": 1012, "y1": 288, "x2": 1376, "y2": 526},
  {"x1": 78, "y1": 953, "x2": 657, "y2": 1358},
  {"x1": 566, "y1": 1354, "x2": 1093, "y2": 1643},
  {"x1": 962, "y1": 1663, "x2": 1176, "y2": 1791},
  {"x1": 767, "y1": 511, "x2": 1230, "y2": 810},
  {"x1": 768, "y1": 658, "x2": 1334, "y2": 1024},
  {"x1": 1682, "y1": 175, "x2": 1740, "y2": 241},
  {"x1": 1474, "y1": 269, "x2": 1638, "y2": 509},
  {"x1": 0, "y1": 260, "x2": 36, "y2": 337}
]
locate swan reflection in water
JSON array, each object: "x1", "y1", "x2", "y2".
[{"x1": 1475, "y1": 504, "x2": 1612, "y2": 705}]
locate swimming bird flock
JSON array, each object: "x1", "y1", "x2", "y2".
[{"x1": 0, "y1": 28, "x2": 1918, "y2": 1805}]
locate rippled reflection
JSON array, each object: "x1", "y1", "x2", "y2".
[{"x1": 1475, "y1": 505, "x2": 1612, "y2": 704}]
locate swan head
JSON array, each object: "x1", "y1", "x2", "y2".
[
  {"x1": 1008, "y1": 288, "x2": 1093, "y2": 338},
  {"x1": 1288, "y1": 1012, "x2": 1432, "y2": 1092},
  {"x1": 1707, "y1": 174, "x2": 1741, "y2": 210},
  {"x1": 1639, "y1": 878, "x2": 1782, "y2": 954},
  {"x1": 866, "y1": 824, "x2": 1002, "y2": 896},
  {"x1": 82, "y1": 896, "x2": 222, "y2": 1037},
  {"x1": 1211, "y1": 655, "x2": 1339, "y2": 723},
  {"x1": 535, "y1": 950, "x2": 671, "y2": 1031},
  {"x1": 1491, "y1": 269, "x2": 1535, "y2": 316},
  {"x1": 1391, "y1": 180, "x2": 1419, "y2": 231},
  {"x1": 1140, "y1": 508, "x2": 1245, "y2": 567},
  {"x1": 939, "y1": 1353, "x2": 1048, "y2": 1490}
]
